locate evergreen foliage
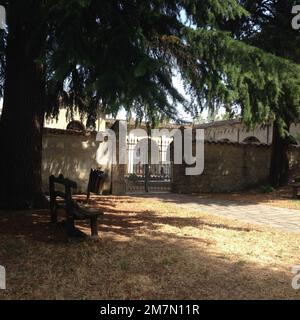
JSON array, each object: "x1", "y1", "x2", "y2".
[{"x1": 1, "y1": 0, "x2": 299, "y2": 130}]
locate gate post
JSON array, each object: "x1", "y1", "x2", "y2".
[
  {"x1": 171, "y1": 125, "x2": 185, "y2": 193},
  {"x1": 111, "y1": 120, "x2": 127, "y2": 195},
  {"x1": 144, "y1": 123, "x2": 151, "y2": 193}
]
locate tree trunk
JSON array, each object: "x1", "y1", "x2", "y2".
[
  {"x1": 269, "y1": 119, "x2": 290, "y2": 188},
  {"x1": 0, "y1": 2, "x2": 46, "y2": 209}
]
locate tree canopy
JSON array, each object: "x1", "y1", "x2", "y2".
[{"x1": 1, "y1": 0, "x2": 299, "y2": 127}]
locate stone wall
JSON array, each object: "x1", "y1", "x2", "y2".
[
  {"x1": 42, "y1": 128, "x2": 300, "y2": 196},
  {"x1": 172, "y1": 141, "x2": 300, "y2": 194},
  {"x1": 205, "y1": 123, "x2": 272, "y2": 144},
  {"x1": 110, "y1": 121, "x2": 127, "y2": 195},
  {"x1": 196, "y1": 120, "x2": 300, "y2": 145},
  {"x1": 42, "y1": 128, "x2": 112, "y2": 194}
]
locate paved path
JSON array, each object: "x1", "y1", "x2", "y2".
[{"x1": 139, "y1": 193, "x2": 300, "y2": 233}]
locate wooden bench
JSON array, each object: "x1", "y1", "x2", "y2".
[{"x1": 49, "y1": 174, "x2": 104, "y2": 238}]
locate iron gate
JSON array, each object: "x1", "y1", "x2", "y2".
[{"x1": 125, "y1": 135, "x2": 173, "y2": 193}]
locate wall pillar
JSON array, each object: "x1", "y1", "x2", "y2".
[{"x1": 111, "y1": 120, "x2": 127, "y2": 195}]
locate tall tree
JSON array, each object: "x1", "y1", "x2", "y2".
[
  {"x1": 252, "y1": 0, "x2": 300, "y2": 187},
  {"x1": 219, "y1": 0, "x2": 300, "y2": 187},
  {"x1": 0, "y1": 1, "x2": 48, "y2": 209}
]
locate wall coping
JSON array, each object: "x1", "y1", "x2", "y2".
[
  {"x1": 203, "y1": 140, "x2": 270, "y2": 148},
  {"x1": 203, "y1": 140, "x2": 300, "y2": 149},
  {"x1": 43, "y1": 127, "x2": 97, "y2": 137}
]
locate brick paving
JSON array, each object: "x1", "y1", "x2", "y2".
[{"x1": 140, "y1": 193, "x2": 300, "y2": 233}]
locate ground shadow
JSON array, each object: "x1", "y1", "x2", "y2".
[{"x1": 0, "y1": 196, "x2": 299, "y2": 299}]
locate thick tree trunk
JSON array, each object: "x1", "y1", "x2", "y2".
[
  {"x1": 269, "y1": 120, "x2": 290, "y2": 188},
  {"x1": 0, "y1": 2, "x2": 46, "y2": 209}
]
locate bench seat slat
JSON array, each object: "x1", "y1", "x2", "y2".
[{"x1": 70, "y1": 201, "x2": 103, "y2": 219}]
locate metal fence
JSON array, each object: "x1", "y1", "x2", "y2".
[{"x1": 125, "y1": 135, "x2": 173, "y2": 193}]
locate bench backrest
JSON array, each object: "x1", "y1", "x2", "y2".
[{"x1": 49, "y1": 174, "x2": 77, "y2": 202}]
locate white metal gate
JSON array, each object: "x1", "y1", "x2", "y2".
[{"x1": 125, "y1": 135, "x2": 173, "y2": 193}]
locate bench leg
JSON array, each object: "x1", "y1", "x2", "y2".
[
  {"x1": 90, "y1": 217, "x2": 99, "y2": 238},
  {"x1": 66, "y1": 216, "x2": 87, "y2": 239},
  {"x1": 50, "y1": 201, "x2": 58, "y2": 224},
  {"x1": 86, "y1": 191, "x2": 90, "y2": 204},
  {"x1": 66, "y1": 215, "x2": 76, "y2": 235}
]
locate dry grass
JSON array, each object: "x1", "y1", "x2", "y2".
[{"x1": 1, "y1": 195, "x2": 300, "y2": 300}]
